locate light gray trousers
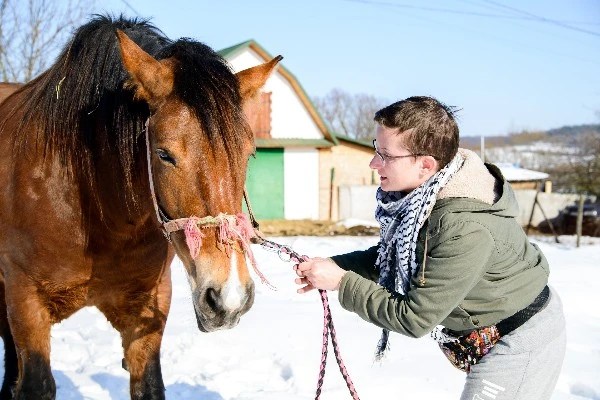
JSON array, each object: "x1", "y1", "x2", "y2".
[{"x1": 460, "y1": 286, "x2": 566, "y2": 400}]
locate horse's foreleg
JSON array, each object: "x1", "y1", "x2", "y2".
[
  {"x1": 0, "y1": 333, "x2": 17, "y2": 400},
  {"x1": 0, "y1": 278, "x2": 18, "y2": 399},
  {"x1": 4, "y1": 275, "x2": 55, "y2": 400},
  {"x1": 103, "y1": 308, "x2": 167, "y2": 400},
  {"x1": 123, "y1": 329, "x2": 166, "y2": 400},
  {"x1": 102, "y1": 268, "x2": 172, "y2": 400}
]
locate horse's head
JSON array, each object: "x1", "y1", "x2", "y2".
[{"x1": 117, "y1": 31, "x2": 280, "y2": 332}]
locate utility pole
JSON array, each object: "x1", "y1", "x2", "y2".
[{"x1": 481, "y1": 135, "x2": 485, "y2": 163}]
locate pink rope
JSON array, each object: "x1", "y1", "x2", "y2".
[
  {"x1": 305, "y1": 258, "x2": 360, "y2": 400},
  {"x1": 177, "y1": 216, "x2": 360, "y2": 398},
  {"x1": 258, "y1": 241, "x2": 360, "y2": 400},
  {"x1": 164, "y1": 206, "x2": 358, "y2": 398},
  {"x1": 184, "y1": 218, "x2": 205, "y2": 259},
  {"x1": 181, "y1": 213, "x2": 275, "y2": 289},
  {"x1": 234, "y1": 214, "x2": 276, "y2": 289}
]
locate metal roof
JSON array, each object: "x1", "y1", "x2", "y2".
[{"x1": 495, "y1": 163, "x2": 549, "y2": 181}]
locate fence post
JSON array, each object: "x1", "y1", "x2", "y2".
[
  {"x1": 526, "y1": 187, "x2": 559, "y2": 243},
  {"x1": 526, "y1": 191, "x2": 538, "y2": 236},
  {"x1": 329, "y1": 167, "x2": 335, "y2": 221},
  {"x1": 576, "y1": 194, "x2": 584, "y2": 248}
]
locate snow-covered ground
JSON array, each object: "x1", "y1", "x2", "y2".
[
  {"x1": 3, "y1": 235, "x2": 599, "y2": 399},
  {"x1": 484, "y1": 143, "x2": 579, "y2": 170}
]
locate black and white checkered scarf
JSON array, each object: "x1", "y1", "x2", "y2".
[{"x1": 374, "y1": 153, "x2": 464, "y2": 360}]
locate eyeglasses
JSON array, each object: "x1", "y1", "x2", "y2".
[{"x1": 372, "y1": 139, "x2": 425, "y2": 166}]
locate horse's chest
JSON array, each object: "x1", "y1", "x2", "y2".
[
  {"x1": 41, "y1": 282, "x2": 90, "y2": 322},
  {"x1": 43, "y1": 260, "x2": 166, "y2": 322}
]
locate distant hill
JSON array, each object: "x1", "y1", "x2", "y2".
[
  {"x1": 460, "y1": 123, "x2": 600, "y2": 150},
  {"x1": 460, "y1": 135, "x2": 506, "y2": 150},
  {"x1": 458, "y1": 123, "x2": 600, "y2": 196},
  {"x1": 546, "y1": 123, "x2": 600, "y2": 137}
]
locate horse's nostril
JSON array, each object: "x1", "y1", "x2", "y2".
[{"x1": 205, "y1": 287, "x2": 220, "y2": 311}]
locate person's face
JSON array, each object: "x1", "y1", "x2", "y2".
[{"x1": 369, "y1": 125, "x2": 434, "y2": 192}]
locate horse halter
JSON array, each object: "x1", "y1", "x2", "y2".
[{"x1": 142, "y1": 119, "x2": 272, "y2": 286}]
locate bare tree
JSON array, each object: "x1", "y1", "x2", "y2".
[
  {"x1": 314, "y1": 88, "x2": 387, "y2": 141},
  {"x1": 546, "y1": 130, "x2": 600, "y2": 196},
  {"x1": 0, "y1": 0, "x2": 94, "y2": 83}
]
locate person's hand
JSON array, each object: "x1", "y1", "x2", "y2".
[{"x1": 293, "y1": 257, "x2": 346, "y2": 294}]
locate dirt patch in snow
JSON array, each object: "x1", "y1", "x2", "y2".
[{"x1": 254, "y1": 219, "x2": 379, "y2": 237}]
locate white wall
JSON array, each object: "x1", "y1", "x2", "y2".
[
  {"x1": 513, "y1": 190, "x2": 584, "y2": 226},
  {"x1": 284, "y1": 149, "x2": 319, "y2": 219},
  {"x1": 226, "y1": 51, "x2": 323, "y2": 140},
  {"x1": 338, "y1": 185, "x2": 378, "y2": 222}
]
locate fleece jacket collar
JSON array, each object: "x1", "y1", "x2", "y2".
[{"x1": 433, "y1": 148, "x2": 519, "y2": 219}]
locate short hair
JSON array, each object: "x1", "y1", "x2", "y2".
[{"x1": 374, "y1": 96, "x2": 459, "y2": 169}]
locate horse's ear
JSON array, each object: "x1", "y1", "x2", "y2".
[
  {"x1": 236, "y1": 55, "x2": 283, "y2": 102},
  {"x1": 116, "y1": 29, "x2": 174, "y2": 105}
]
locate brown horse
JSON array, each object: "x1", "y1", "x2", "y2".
[
  {"x1": 0, "y1": 16, "x2": 280, "y2": 399},
  {"x1": 0, "y1": 84, "x2": 21, "y2": 103}
]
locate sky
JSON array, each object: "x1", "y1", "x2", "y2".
[
  {"x1": 7, "y1": 234, "x2": 598, "y2": 399},
  {"x1": 88, "y1": 0, "x2": 600, "y2": 137}
]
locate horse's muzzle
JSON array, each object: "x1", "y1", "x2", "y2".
[{"x1": 193, "y1": 282, "x2": 255, "y2": 332}]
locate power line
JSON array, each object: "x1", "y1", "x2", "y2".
[
  {"x1": 345, "y1": 0, "x2": 539, "y2": 20},
  {"x1": 345, "y1": 0, "x2": 600, "y2": 37},
  {"x1": 344, "y1": 0, "x2": 600, "y2": 66},
  {"x1": 120, "y1": 0, "x2": 142, "y2": 17},
  {"x1": 458, "y1": 0, "x2": 600, "y2": 25},
  {"x1": 479, "y1": 0, "x2": 600, "y2": 37}
]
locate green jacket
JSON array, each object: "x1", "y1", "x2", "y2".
[{"x1": 332, "y1": 151, "x2": 549, "y2": 338}]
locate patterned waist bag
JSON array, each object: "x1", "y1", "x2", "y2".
[
  {"x1": 433, "y1": 286, "x2": 550, "y2": 373},
  {"x1": 435, "y1": 326, "x2": 501, "y2": 373}
]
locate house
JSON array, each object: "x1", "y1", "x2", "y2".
[
  {"x1": 219, "y1": 40, "x2": 376, "y2": 221},
  {"x1": 495, "y1": 163, "x2": 550, "y2": 191}
]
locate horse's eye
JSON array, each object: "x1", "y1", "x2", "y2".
[{"x1": 156, "y1": 148, "x2": 176, "y2": 165}]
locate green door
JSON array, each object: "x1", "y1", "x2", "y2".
[{"x1": 244, "y1": 148, "x2": 284, "y2": 220}]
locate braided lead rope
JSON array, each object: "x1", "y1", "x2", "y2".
[
  {"x1": 256, "y1": 237, "x2": 360, "y2": 400},
  {"x1": 325, "y1": 298, "x2": 360, "y2": 399}
]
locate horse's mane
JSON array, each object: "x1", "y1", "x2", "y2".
[
  {"x1": 9, "y1": 16, "x2": 165, "y2": 187},
  {"x1": 155, "y1": 37, "x2": 252, "y2": 174},
  {"x1": 8, "y1": 14, "x2": 251, "y2": 209}
]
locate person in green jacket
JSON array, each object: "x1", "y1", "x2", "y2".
[{"x1": 294, "y1": 96, "x2": 566, "y2": 400}]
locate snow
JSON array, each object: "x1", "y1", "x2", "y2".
[
  {"x1": 3, "y1": 235, "x2": 599, "y2": 399},
  {"x1": 495, "y1": 162, "x2": 550, "y2": 181},
  {"x1": 483, "y1": 143, "x2": 579, "y2": 170},
  {"x1": 336, "y1": 218, "x2": 379, "y2": 228}
]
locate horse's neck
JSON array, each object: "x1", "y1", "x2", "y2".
[
  {"x1": 90, "y1": 149, "x2": 156, "y2": 229},
  {"x1": 0, "y1": 87, "x2": 160, "y2": 244},
  {"x1": 0, "y1": 83, "x2": 22, "y2": 104}
]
